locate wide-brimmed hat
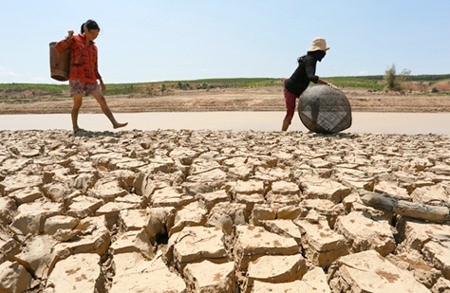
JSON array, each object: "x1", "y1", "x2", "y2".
[{"x1": 308, "y1": 37, "x2": 330, "y2": 52}]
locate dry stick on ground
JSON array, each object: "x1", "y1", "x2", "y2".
[{"x1": 361, "y1": 192, "x2": 450, "y2": 223}]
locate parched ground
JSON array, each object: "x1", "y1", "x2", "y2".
[
  {"x1": 0, "y1": 87, "x2": 450, "y2": 114},
  {"x1": 0, "y1": 129, "x2": 449, "y2": 291},
  {"x1": 0, "y1": 84, "x2": 449, "y2": 291}
]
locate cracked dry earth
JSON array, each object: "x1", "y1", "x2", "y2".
[{"x1": 0, "y1": 129, "x2": 449, "y2": 292}]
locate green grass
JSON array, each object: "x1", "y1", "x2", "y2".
[
  {"x1": 0, "y1": 83, "x2": 69, "y2": 93},
  {"x1": 1, "y1": 74, "x2": 450, "y2": 96},
  {"x1": 173, "y1": 78, "x2": 282, "y2": 87},
  {"x1": 326, "y1": 76, "x2": 384, "y2": 90},
  {"x1": 403, "y1": 74, "x2": 450, "y2": 82},
  {"x1": 102, "y1": 83, "x2": 142, "y2": 95},
  {"x1": 0, "y1": 83, "x2": 69, "y2": 100}
]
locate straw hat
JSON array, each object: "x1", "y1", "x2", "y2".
[{"x1": 308, "y1": 37, "x2": 330, "y2": 52}]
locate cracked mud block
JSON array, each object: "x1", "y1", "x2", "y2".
[
  {"x1": 334, "y1": 211, "x2": 395, "y2": 256},
  {"x1": 328, "y1": 250, "x2": 429, "y2": 292},
  {"x1": 233, "y1": 225, "x2": 299, "y2": 271}
]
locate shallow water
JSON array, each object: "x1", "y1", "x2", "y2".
[{"x1": 0, "y1": 112, "x2": 449, "y2": 135}]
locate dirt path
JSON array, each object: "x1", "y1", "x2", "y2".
[{"x1": 0, "y1": 87, "x2": 449, "y2": 114}]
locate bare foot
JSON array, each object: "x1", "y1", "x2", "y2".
[
  {"x1": 113, "y1": 122, "x2": 128, "y2": 129},
  {"x1": 73, "y1": 127, "x2": 85, "y2": 134}
]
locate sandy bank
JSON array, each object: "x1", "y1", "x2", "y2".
[{"x1": 1, "y1": 87, "x2": 450, "y2": 114}]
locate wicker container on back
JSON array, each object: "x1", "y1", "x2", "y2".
[
  {"x1": 298, "y1": 85, "x2": 352, "y2": 134},
  {"x1": 49, "y1": 42, "x2": 70, "y2": 81}
]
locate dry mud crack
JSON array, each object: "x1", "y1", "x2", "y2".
[{"x1": 0, "y1": 129, "x2": 449, "y2": 292}]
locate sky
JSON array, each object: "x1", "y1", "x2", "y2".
[{"x1": 1, "y1": 0, "x2": 450, "y2": 84}]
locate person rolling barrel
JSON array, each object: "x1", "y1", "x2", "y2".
[
  {"x1": 55, "y1": 19, "x2": 127, "y2": 134},
  {"x1": 282, "y1": 37, "x2": 336, "y2": 131}
]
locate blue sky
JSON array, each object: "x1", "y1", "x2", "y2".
[{"x1": 1, "y1": 0, "x2": 449, "y2": 83}]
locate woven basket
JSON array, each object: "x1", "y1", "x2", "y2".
[
  {"x1": 49, "y1": 42, "x2": 70, "y2": 81},
  {"x1": 298, "y1": 85, "x2": 352, "y2": 134}
]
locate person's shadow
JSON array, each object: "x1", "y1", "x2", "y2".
[{"x1": 71, "y1": 129, "x2": 121, "y2": 138}]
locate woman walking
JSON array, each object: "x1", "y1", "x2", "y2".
[
  {"x1": 56, "y1": 19, "x2": 127, "y2": 133},
  {"x1": 282, "y1": 37, "x2": 336, "y2": 131}
]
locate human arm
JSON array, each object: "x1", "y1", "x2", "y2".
[
  {"x1": 92, "y1": 46, "x2": 106, "y2": 92},
  {"x1": 96, "y1": 68, "x2": 105, "y2": 92},
  {"x1": 55, "y1": 30, "x2": 74, "y2": 53},
  {"x1": 304, "y1": 56, "x2": 338, "y2": 89},
  {"x1": 317, "y1": 78, "x2": 338, "y2": 89},
  {"x1": 304, "y1": 57, "x2": 320, "y2": 84}
]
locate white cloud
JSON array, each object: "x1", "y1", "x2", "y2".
[
  {"x1": 0, "y1": 67, "x2": 21, "y2": 77},
  {"x1": 0, "y1": 66, "x2": 55, "y2": 84},
  {"x1": 0, "y1": 66, "x2": 24, "y2": 83}
]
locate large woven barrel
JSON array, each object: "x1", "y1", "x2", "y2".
[
  {"x1": 49, "y1": 42, "x2": 70, "y2": 81},
  {"x1": 298, "y1": 85, "x2": 352, "y2": 134}
]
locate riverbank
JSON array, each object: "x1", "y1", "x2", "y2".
[
  {"x1": 0, "y1": 129, "x2": 449, "y2": 291},
  {"x1": 2, "y1": 112, "x2": 450, "y2": 135},
  {"x1": 1, "y1": 87, "x2": 450, "y2": 114}
]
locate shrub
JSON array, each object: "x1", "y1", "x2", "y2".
[{"x1": 384, "y1": 64, "x2": 401, "y2": 91}]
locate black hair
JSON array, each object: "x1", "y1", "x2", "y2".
[
  {"x1": 307, "y1": 50, "x2": 326, "y2": 62},
  {"x1": 80, "y1": 19, "x2": 100, "y2": 34}
]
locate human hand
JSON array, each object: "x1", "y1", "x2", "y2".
[
  {"x1": 100, "y1": 80, "x2": 106, "y2": 93},
  {"x1": 327, "y1": 82, "x2": 338, "y2": 90},
  {"x1": 66, "y1": 30, "x2": 74, "y2": 39}
]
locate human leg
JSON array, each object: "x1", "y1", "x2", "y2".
[
  {"x1": 72, "y1": 94, "x2": 83, "y2": 131},
  {"x1": 91, "y1": 88, "x2": 128, "y2": 129},
  {"x1": 282, "y1": 89, "x2": 297, "y2": 131},
  {"x1": 69, "y1": 80, "x2": 86, "y2": 132}
]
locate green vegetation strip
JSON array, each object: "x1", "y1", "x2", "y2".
[{"x1": 1, "y1": 75, "x2": 450, "y2": 96}]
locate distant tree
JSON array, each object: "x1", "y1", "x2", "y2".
[
  {"x1": 198, "y1": 83, "x2": 210, "y2": 90},
  {"x1": 384, "y1": 64, "x2": 401, "y2": 91},
  {"x1": 161, "y1": 84, "x2": 167, "y2": 94},
  {"x1": 400, "y1": 69, "x2": 411, "y2": 76},
  {"x1": 399, "y1": 68, "x2": 411, "y2": 84},
  {"x1": 176, "y1": 82, "x2": 192, "y2": 90}
]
